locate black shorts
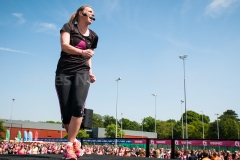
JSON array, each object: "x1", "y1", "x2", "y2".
[{"x1": 55, "y1": 73, "x2": 90, "y2": 124}]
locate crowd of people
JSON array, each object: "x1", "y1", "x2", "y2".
[
  {"x1": 1, "y1": 140, "x2": 240, "y2": 159},
  {"x1": 174, "y1": 149, "x2": 240, "y2": 160},
  {"x1": 0, "y1": 140, "x2": 169, "y2": 158}
]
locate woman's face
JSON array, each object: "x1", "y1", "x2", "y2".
[{"x1": 80, "y1": 7, "x2": 95, "y2": 25}]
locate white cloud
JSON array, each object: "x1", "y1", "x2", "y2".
[
  {"x1": 181, "y1": 0, "x2": 192, "y2": 15},
  {"x1": 12, "y1": 13, "x2": 26, "y2": 24},
  {"x1": 100, "y1": 0, "x2": 121, "y2": 20},
  {"x1": 34, "y1": 22, "x2": 59, "y2": 35},
  {"x1": 104, "y1": 0, "x2": 120, "y2": 11},
  {"x1": 205, "y1": 0, "x2": 238, "y2": 18},
  {"x1": 0, "y1": 47, "x2": 34, "y2": 55},
  {"x1": 163, "y1": 36, "x2": 221, "y2": 55}
]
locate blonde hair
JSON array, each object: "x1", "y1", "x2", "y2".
[
  {"x1": 68, "y1": 5, "x2": 92, "y2": 24},
  {"x1": 155, "y1": 149, "x2": 160, "y2": 158}
]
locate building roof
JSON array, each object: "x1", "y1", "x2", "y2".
[
  {"x1": 92, "y1": 127, "x2": 157, "y2": 138},
  {"x1": 1, "y1": 119, "x2": 64, "y2": 131}
]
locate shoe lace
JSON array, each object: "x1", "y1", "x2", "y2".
[
  {"x1": 66, "y1": 145, "x2": 73, "y2": 153},
  {"x1": 73, "y1": 142, "x2": 80, "y2": 150}
]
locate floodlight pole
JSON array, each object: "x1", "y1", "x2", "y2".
[
  {"x1": 115, "y1": 77, "x2": 121, "y2": 146},
  {"x1": 152, "y1": 94, "x2": 157, "y2": 134},
  {"x1": 10, "y1": 98, "x2": 15, "y2": 140},
  {"x1": 121, "y1": 113, "x2": 123, "y2": 138},
  {"x1": 201, "y1": 111, "x2": 204, "y2": 139},
  {"x1": 215, "y1": 113, "x2": 219, "y2": 139},
  {"x1": 179, "y1": 54, "x2": 188, "y2": 149},
  {"x1": 181, "y1": 100, "x2": 184, "y2": 139}
]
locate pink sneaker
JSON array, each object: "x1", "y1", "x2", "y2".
[
  {"x1": 62, "y1": 144, "x2": 77, "y2": 160},
  {"x1": 73, "y1": 140, "x2": 83, "y2": 157}
]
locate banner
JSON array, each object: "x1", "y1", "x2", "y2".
[
  {"x1": 5, "y1": 130, "x2": 10, "y2": 141},
  {"x1": 24, "y1": 131, "x2": 27, "y2": 141},
  {"x1": 150, "y1": 140, "x2": 171, "y2": 145},
  {"x1": 83, "y1": 139, "x2": 132, "y2": 143},
  {"x1": 38, "y1": 138, "x2": 67, "y2": 142},
  {"x1": 175, "y1": 140, "x2": 240, "y2": 147},
  {"x1": 132, "y1": 139, "x2": 146, "y2": 144}
]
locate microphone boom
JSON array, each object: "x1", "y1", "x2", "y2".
[{"x1": 83, "y1": 13, "x2": 95, "y2": 21}]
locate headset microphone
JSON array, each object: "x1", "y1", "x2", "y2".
[{"x1": 82, "y1": 13, "x2": 95, "y2": 21}]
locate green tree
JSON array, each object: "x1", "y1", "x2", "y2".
[
  {"x1": 103, "y1": 115, "x2": 116, "y2": 128},
  {"x1": 120, "y1": 118, "x2": 132, "y2": 130},
  {"x1": 166, "y1": 119, "x2": 176, "y2": 123},
  {"x1": 92, "y1": 113, "x2": 104, "y2": 128},
  {"x1": 183, "y1": 110, "x2": 200, "y2": 124},
  {"x1": 76, "y1": 129, "x2": 90, "y2": 138},
  {"x1": 105, "y1": 124, "x2": 125, "y2": 138},
  {"x1": 198, "y1": 113, "x2": 210, "y2": 124},
  {"x1": 181, "y1": 110, "x2": 210, "y2": 125},
  {"x1": 219, "y1": 110, "x2": 239, "y2": 121},
  {"x1": 187, "y1": 121, "x2": 203, "y2": 139},
  {"x1": 173, "y1": 121, "x2": 184, "y2": 139},
  {"x1": 156, "y1": 120, "x2": 172, "y2": 139},
  {"x1": 207, "y1": 116, "x2": 238, "y2": 139},
  {"x1": 130, "y1": 121, "x2": 141, "y2": 131},
  {"x1": 207, "y1": 120, "x2": 218, "y2": 139},
  {"x1": 44, "y1": 121, "x2": 61, "y2": 124},
  {"x1": 45, "y1": 121, "x2": 56, "y2": 123},
  {"x1": 0, "y1": 120, "x2": 6, "y2": 140},
  {"x1": 219, "y1": 116, "x2": 238, "y2": 139},
  {"x1": 222, "y1": 110, "x2": 238, "y2": 117},
  {"x1": 64, "y1": 129, "x2": 89, "y2": 138},
  {"x1": 55, "y1": 121, "x2": 62, "y2": 124},
  {"x1": 143, "y1": 116, "x2": 155, "y2": 132},
  {"x1": 206, "y1": 110, "x2": 239, "y2": 139}
]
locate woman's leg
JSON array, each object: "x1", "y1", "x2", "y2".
[
  {"x1": 67, "y1": 73, "x2": 90, "y2": 142},
  {"x1": 55, "y1": 74, "x2": 73, "y2": 133},
  {"x1": 67, "y1": 117, "x2": 82, "y2": 142}
]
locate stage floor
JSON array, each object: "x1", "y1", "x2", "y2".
[{"x1": 0, "y1": 154, "x2": 161, "y2": 160}]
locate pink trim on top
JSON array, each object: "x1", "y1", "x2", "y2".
[{"x1": 75, "y1": 40, "x2": 86, "y2": 50}]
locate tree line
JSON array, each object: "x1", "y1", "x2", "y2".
[
  {"x1": 93, "y1": 109, "x2": 240, "y2": 139},
  {"x1": 0, "y1": 109, "x2": 239, "y2": 140}
]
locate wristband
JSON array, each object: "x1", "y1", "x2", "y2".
[{"x1": 78, "y1": 50, "x2": 83, "y2": 57}]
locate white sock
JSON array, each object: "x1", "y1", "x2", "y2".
[{"x1": 67, "y1": 142, "x2": 73, "y2": 146}]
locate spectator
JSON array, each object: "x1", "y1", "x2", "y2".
[
  {"x1": 18, "y1": 144, "x2": 26, "y2": 154},
  {"x1": 211, "y1": 151, "x2": 220, "y2": 160},
  {"x1": 203, "y1": 150, "x2": 211, "y2": 160}
]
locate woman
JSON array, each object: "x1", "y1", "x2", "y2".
[
  {"x1": 31, "y1": 143, "x2": 39, "y2": 154},
  {"x1": 202, "y1": 150, "x2": 211, "y2": 160},
  {"x1": 18, "y1": 144, "x2": 26, "y2": 155},
  {"x1": 55, "y1": 5, "x2": 98, "y2": 159},
  {"x1": 26, "y1": 145, "x2": 32, "y2": 154},
  {"x1": 211, "y1": 151, "x2": 221, "y2": 160}
]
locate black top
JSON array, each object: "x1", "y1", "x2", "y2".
[{"x1": 56, "y1": 23, "x2": 98, "y2": 74}]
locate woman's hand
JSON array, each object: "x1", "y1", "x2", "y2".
[
  {"x1": 81, "y1": 49, "x2": 94, "y2": 58},
  {"x1": 89, "y1": 73, "x2": 96, "y2": 83}
]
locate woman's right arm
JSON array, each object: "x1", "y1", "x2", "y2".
[{"x1": 60, "y1": 32, "x2": 94, "y2": 58}]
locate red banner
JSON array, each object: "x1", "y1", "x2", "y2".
[
  {"x1": 134, "y1": 139, "x2": 239, "y2": 147},
  {"x1": 174, "y1": 140, "x2": 240, "y2": 147},
  {"x1": 132, "y1": 139, "x2": 146, "y2": 144},
  {"x1": 150, "y1": 140, "x2": 171, "y2": 145}
]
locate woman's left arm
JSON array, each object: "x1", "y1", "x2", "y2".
[{"x1": 88, "y1": 53, "x2": 96, "y2": 83}]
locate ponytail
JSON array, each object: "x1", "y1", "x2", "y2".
[{"x1": 68, "y1": 13, "x2": 76, "y2": 24}]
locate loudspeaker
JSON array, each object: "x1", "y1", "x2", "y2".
[
  {"x1": 81, "y1": 108, "x2": 93, "y2": 129},
  {"x1": 61, "y1": 108, "x2": 93, "y2": 129}
]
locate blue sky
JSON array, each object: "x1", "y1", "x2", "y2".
[{"x1": 0, "y1": 0, "x2": 240, "y2": 124}]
